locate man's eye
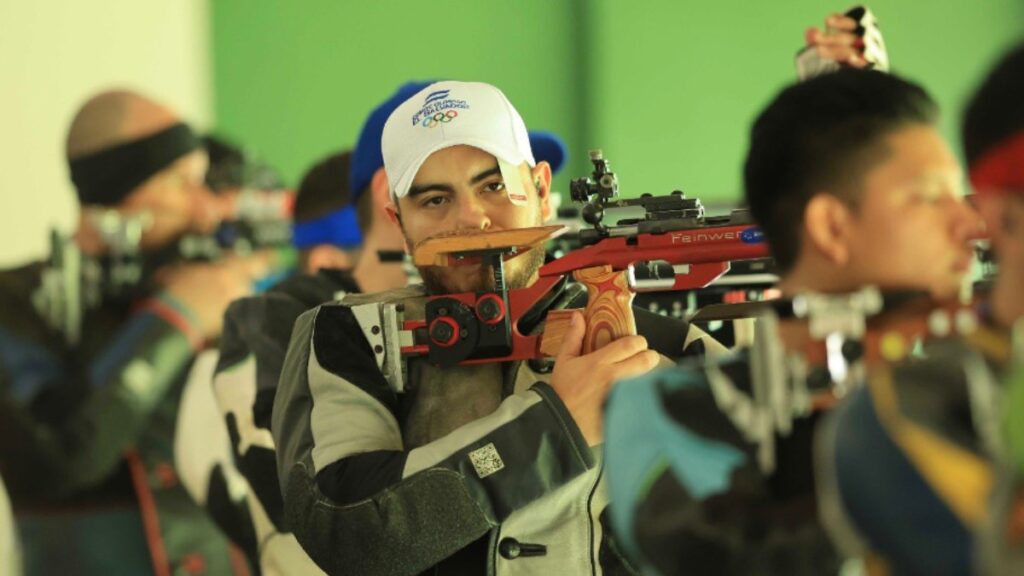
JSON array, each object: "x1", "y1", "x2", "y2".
[
  {"x1": 908, "y1": 188, "x2": 943, "y2": 205},
  {"x1": 421, "y1": 195, "x2": 448, "y2": 208},
  {"x1": 483, "y1": 181, "x2": 506, "y2": 194}
]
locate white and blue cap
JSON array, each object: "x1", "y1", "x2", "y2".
[{"x1": 382, "y1": 81, "x2": 537, "y2": 206}]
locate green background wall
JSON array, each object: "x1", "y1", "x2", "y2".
[{"x1": 212, "y1": 1, "x2": 1023, "y2": 205}]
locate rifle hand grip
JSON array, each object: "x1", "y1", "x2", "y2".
[
  {"x1": 576, "y1": 265, "x2": 637, "y2": 353},
  {"x1": 539, "y1": 265, "x2": 636, "y2": 356}
]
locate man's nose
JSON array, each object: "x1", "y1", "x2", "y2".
[
  {"x1": 454, "y1": 193, "x2": 491, "y2": 231},
  {"x1": 949, "y1": 195, "x2": 986, "y2": 242}
]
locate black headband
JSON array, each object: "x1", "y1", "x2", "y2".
[{"x1": 69, "y1": 122, "x2": 201, "y2": 206}]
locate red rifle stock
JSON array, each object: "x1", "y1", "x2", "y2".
[{"x1": 539, "y1": 222, "x2": 768, "y2": 355}]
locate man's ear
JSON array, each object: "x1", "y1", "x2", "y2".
[
  {"x1": 383, "y1": 200, "x2": 414, "y2": 255},
  {"x1": 375, "y1": 167, "x2": 415, "y2": 253},
  {"x1": 74, "y1": 207, "x2": 108, "y2": 256},
  {"x1": 531, "y1": 161, "x2": 554, "y2": 222},
  {"x1": 803, "y1": 193, "x2": 853, "y2": 266},
  {"x1": 370, "y1": 167, "x2": 390, "y2": 215},
  {"x1": 384, "y1": 201, "x2": 400, "y2": 226},
  {"x1": 380, "y1": 166, "x2": 399, "y2": 227}
]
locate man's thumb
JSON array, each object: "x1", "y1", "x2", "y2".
[{"x1": 556, "y1": 311, "x2": 586, "y2": 361}]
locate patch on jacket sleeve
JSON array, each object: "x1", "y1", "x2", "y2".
[
  {"x1": 312, "y1": 303, "x2": 395, "y2": 410},
  {"x1": 469, "y1": 443, "x2": 505, "y2": 478}
]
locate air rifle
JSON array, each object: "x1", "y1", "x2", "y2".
[
  {"x1": 354, "y1": 151, "x2": 770, "y2": 393},
  {"x1": 33, "y1": 210, "x2": 149, "y2": 345},
  {"x1": 685, "y1": 287, "x2": 989, "y2": 473},
  {"x1": 33, "y1": 189, "x2": 295, "y2": 344},
  {"x1": 178, "y1": 188, "x2": 294, "y2": 261}
]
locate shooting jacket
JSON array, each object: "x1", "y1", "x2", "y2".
[
  {"x1": 0, "y1": 261, "x2": 241, "y2": 575},
  {"x1": 272, "y1": 281, "x2": 716, "y2": 576},
  {"x1": 212, "y1": 268, "x2": 359, "y2": 575},
  {"x1": 816, "y1": 324, "x2": 1013, "y2": 575},
  {"x1": 604, "y1": 350, "x2": 842, "y2": 576}
]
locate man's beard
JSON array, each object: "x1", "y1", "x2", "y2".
[
  {"x1": 401, "y1": 193, "x2": 548, "y2": 294},
  {"x1": 417, "y1": 239, "x2": 546, "y2": 294}
]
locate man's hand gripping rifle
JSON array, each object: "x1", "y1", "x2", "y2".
[{"x1": 355, "y1": 151, "x2": 770, "y2": 393}]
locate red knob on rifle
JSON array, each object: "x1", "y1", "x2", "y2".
[
  {"x1": 475, "y1": 294, "x2": 506, "y2": 325},
  {"x1": 429, "y1": 317, "x2": 460, "y2": 348}
]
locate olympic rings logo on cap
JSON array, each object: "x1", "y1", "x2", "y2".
[{"x1": 421, "y1": 109, "x2": 458, "y2": 128}]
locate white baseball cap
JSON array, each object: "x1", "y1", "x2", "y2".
[{"x1": 381, "y1": 81, "x2": 536, "y2": 205}]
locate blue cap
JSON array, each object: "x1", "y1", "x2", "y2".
[
  {"x1": 349, "y1": 81, "x2": 568, "y2": 199},
  {"x1": 528, "y1": 130, "x2": 567, "y2": 178}
]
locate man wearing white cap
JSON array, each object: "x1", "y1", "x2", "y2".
[{"x1": 272, "y1": 81, "x2": 717, "y2": 575}]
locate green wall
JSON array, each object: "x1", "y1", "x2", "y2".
[
  {"x1": 211, "y1": 0, "x2": 584, "y2": 196},
  {"x1": 212, "y1": 1, "x2": 1023, "y2": 204}
]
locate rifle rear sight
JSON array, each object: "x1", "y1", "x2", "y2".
[{"x1": 569, "y1": 150, "x2": 706, "y2": 240}]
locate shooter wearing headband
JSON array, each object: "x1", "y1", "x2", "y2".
[
  {"x1": 70, "y1": 122, "x2": 203, "y2": 207},
  {"x1": 0, "y1": 90, "x2": 271, "y2": 575}
]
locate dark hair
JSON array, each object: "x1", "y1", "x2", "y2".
[
  {"x1": 293, "y1": 151, "x2": 353, "y2": 224},
  {"x1": 743, "y1": 69, "x2": 937, "y2": 271},
  {"x1": 963, "y1": 41, "x2": 1024, "y2": 168},
  {"x1": 201, "y1": 134, "x2": 283, "y2": 192}
]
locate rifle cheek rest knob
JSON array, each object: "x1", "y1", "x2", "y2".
[
  {"x1": 476, "y1": 294, "x2": 506, "y2": 325},
  {"x1": 429, "y1": 317, "x2": 460, "y2": 348}
]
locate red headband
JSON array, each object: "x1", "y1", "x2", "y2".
[{"x1": 969, "y1": 131, "x2": 1024, "y2": 195}]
